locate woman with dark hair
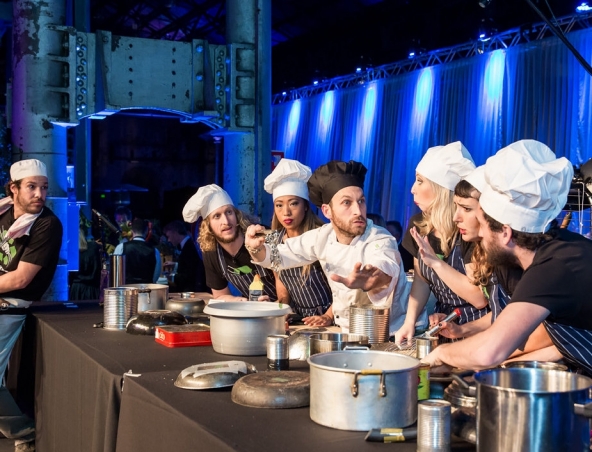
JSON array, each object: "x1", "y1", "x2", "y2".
[{"x1": 264, "y1": 159, "x2": 333, "y2": 324}]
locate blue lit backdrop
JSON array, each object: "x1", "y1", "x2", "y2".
[{"x1": 272, "y1": 28, "x2": 592, "y2": 231}]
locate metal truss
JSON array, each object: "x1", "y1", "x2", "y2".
[{"x1": 272, "y1": 11, "x2": 592, "y2": 104}]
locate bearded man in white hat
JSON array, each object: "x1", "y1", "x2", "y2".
[
  {"x1": 245, "y1": 160, "x2": 410, "y2": 334},
  {"x1": 423, "y1": 140, "x2": 592, "y2": 377},
  {"x1": 0, "y1": 159, "x2": 63, "y2": 451},
  {"x1": 183, "y1": 184, "x2": 277, "y2": 300}
]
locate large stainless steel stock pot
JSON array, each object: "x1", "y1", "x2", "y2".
[
  {"x1": 307, "y1": 348, "x2": 419, "y2": 431},
  {"x1": 474, "y1": 367, "x2": 592, "y2": 452}
]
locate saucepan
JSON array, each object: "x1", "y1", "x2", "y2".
[
  {"x1": 122, "y1": 283, "x2": 168, "y2": 312},
  {"x1": 309, "y1": 333, "x2": 369, "y2": 356}
]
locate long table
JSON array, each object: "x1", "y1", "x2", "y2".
[{"x1": 30, "y1": 302, "x2": 475, "y2": 452}]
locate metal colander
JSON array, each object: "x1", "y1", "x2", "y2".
[
  {"x1": 348, "y1": 305, "x2": 390, "y2": 344},
  {"x1": 103, "y1": 287, "x2": 138, "y2": 330}
]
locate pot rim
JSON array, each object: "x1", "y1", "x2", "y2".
[
  {"x1": 204, "y1": 301, "x2": 292, "y2": 318},
  {"x1": 307, "y1": 349, "x2": 420, "y2": 373},
  {"x1": 474, "y1": 367, "x2": 592, "y2": 394}
]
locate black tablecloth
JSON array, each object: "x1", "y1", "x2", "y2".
[{"x1": 31, "y1": 303, "x2": 475, "y2": 452}]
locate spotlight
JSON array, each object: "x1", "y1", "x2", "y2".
[
  {"x1": 313, "y1": 80, "x2": 319, "y2": 85},
  {"x1": 479, "y1": 0, "x2": 492, "y2": 7},
  {"x1": 408, "y1": 51, "x2": 416, "y2": 58},
  {"x1": 282, "y1": 91, "x2": 287, "y2": 95},
  {"x1": 356, "y1": 67, "x2": 362, "y2": 73},
  {"x1": 576, "y1": 2, "x2": 592, "y2": 13}
]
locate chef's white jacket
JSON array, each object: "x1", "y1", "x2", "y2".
[{"x1": 256, "y1": 220, "x2": 411, "y2": 334}]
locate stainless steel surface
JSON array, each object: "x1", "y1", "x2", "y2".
[
  {"x1": 307, "y1": 349, "x2": 419, "y2": 431},
  {"x1": 349, "y1": 305, "x2": 390, "y2": 344},
  {"x1": 267, "y1": 335, "x2": 289, "y2": 360},
  {"x1": 165, "y1": 297, "x2": 207, "y2": 317},
  {"x1": 474, "y1": 368, "x2": 592, "y2": 451},
  {"x1": 288, "y1": 328, "x2": 328, "y2": 360},
  {"x1": 451, "y1": 408, "x2": 477, "y2": 445},
  {"x1": 500, "y1": 360, "x2": 568, "y2": 371},
  {"x1": 109, "y1": 255, "x2": 126, "y2": 287},
  {"x1": 174, "y1": 361, "x2": 257, "y2": 390},
  {"x1": 417, "y1": 399, "x2": 451, "y2": 452},
  {"x1": 415, "y1": 336, "x2": 439, "y2": 360},
  {"x1": 309, "y1": 333, "x2": 369, "y2": 356},
  {"x1": 103, "y1": 287, "x2": 138, "y2": 330},
  {"x1": 209, "y1": 315, "x2": 287, "y2": 356},
  {"x1": 123, "y1": 283, "x2": 168, "y2": 312}
]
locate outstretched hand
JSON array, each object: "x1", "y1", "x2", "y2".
[
  {"x1": 329, "y1": 262, "x2": 391, "y2": 292},
  {"x1": 410, "y1": 228, "x2": 442, "y2": 269}
]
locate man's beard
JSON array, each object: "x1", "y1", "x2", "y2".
[
  {"x1": 16, "y1": 193, "x2": 44, "y2": 215},
  {"x1": 331, "y1": 215, "x2": 367, "y2": 239},
  {"x1": 214, "y1": 227, "x2": 239, "y2": 244},
  {"x1": 484, "y1": 239, "x2": 520, "y2": 268}
]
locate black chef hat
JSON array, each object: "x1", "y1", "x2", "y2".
[{"x1": 307, "y1": 160, "x2": 367, "y2": 207}]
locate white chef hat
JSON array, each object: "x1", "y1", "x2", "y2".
[
  {"x1": 463, "y1": 165, "x2": 486, "y2": 194},
  {"x1": 480, "y1": 139, "x2": 573, "y2": 233},
  {"x1": 182, "y1": 184, "x2": 234, "y2": 223},
  {"x1": 264, "y1": 158, "x2": 312, "y2": 201},
  {"x1": 416, "y1": 141, "x2": 476, "y2": 191},
  {"x1": 10, "y1": 159, "x2": 47, "y2": 181}
]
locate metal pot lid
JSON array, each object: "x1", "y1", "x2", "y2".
[
  {"x1": 126, "y1": 310, "x2": 188, "y2": 335},
  {"x1": 174, "y1": 361, "x2": 257, "y2": 390},
  {"x1": 231, "y1": 371, "x2": 310, "y2": 408},
  {"x1": 204, "y1": 301, "x2": 292, "y2": 318},
  {"x1": 122, "y1": 283, "x2": 169, "y2": 290}
]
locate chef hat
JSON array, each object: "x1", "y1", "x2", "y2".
[
  {"x1": 416, "y1": 141, "x2": 476, "y2": 190},
  {"x1": 10, "y1": 159, "x2": 47, "y2": 181},
  {"x1": 264, "y1": 158, "x2": 312, "y2": 201},
  {"x1": 182, "y1": 184, "x2": 234, "y2": 223},
  {"x1": 463, "y1": 165, "x2": 486, "y2": 194},
  {"x1": 307, "y1": 160, "x2": 367, "y2": 207},
  {"x1": 480, "y1": 139, "x2": 573, "y2": 233}
]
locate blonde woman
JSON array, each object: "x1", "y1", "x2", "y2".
[
  {"x1": 395, "y1": 142, "x2": 489, "y2": 344},
  {"x1": 264, "y1": 159, "x2": 333, "y2": 325}
]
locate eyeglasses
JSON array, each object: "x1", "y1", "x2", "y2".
[{"x1": 227, "y1": 265, "x2": 253, "y2": 275}]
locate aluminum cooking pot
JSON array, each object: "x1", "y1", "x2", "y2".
[
  {"x1": 474, "y1": 367, "x2": 592, "y2": 452},
  {"x1": 122, "y1": 283, "x2": 168, "y2": 312},
  {"x1": 309, "y1": 333, "x2": 369, "y2": 356},
  {"x1": 307, "y1": 349, "x2": 419, "y2": 431},
  {"x1": 203, "y1": 302, "x2": 292, "y2": 355}
]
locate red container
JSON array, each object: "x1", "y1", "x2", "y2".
[{"x1": 155, "y1": 324, "x2": 212, "y2": 348}]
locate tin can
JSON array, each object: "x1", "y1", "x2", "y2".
[
  {"x1": 266, "y1": 334, "x2": 289, "y2": 370},
  {"x1": 418, "y1": 363, "x2": 430, "y2": 401},
  {"x1": 417, "y1": 399, "x2": 451, "y2": 452}
]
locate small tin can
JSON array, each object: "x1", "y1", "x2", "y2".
[
  {"x1": 266, "y1": 334, "x2": 289, "y2": 370},
  {"x1": 417, "y1": 399, "x2": 451, "y2": 452},
  {"x1": 417, "y1": 363, "x2": 430, "y2": 401}
]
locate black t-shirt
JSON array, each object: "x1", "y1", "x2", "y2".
[
  {"x1": 510, "y1": 229, "x2": 592, "y2": 330},
  {"x1": 202, "y1": 243, "x2": 277, "y2": 300},
  {"x1": 402, "y1": 213, "x2": 473, "y2": 262},
  {"x1": 0, "y1": 206, "x2": 63, "y2": 300},
  {"x1": 493, "y1": 264, "x2": 523, "y2": 297}
]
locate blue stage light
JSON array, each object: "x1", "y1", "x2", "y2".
[
  {"x1": 408, "y1": 51, "x2": 415, "y2": 58},
  {"x1": 576, "y1": 2, "x2": 592, "y2": 13},
  {"x1": 313, "y1": 80, "x2": 319, "y2": 85}
]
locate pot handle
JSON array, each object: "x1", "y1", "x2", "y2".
[
  {"x1": 574, "y1": 400, "x2": 592, "y2": 418},
  {"x1": 450, "y1": 372, "x2": 476, "y2": 397},
  {"x1": 351, "y1": 370, "x2": 386, "y2": 398},
  {"x1": 344, "y1": 345, "x2": 370, "y2": 351}
]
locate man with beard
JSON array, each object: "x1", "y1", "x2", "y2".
[
  {"x1": 0, "y1": 159, "x2": 63, "y2": 451},
  {"x1": 423, "y1": 140, "x2": 592, "y2": 376},
  {"x1": 183, "y1": 184, "x2": 277, "y2": 300},
  {"x1": 245, "y1": 160, "x2": 409, "y2": 333}
]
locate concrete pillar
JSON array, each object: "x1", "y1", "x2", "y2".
[
  {"x1": 224, "y1": 0, "x2": 272, "y2": 222},
  {"x1": 12, "y1": 0, "x2": 68, "y2": 300}
]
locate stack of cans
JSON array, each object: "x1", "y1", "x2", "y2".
[
  {"x1": 103, "y1": 287, "x2": 138, "y2": 330},
  {"x1": 349, "y1": 305, "x2": 390, "y2": 343}
]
